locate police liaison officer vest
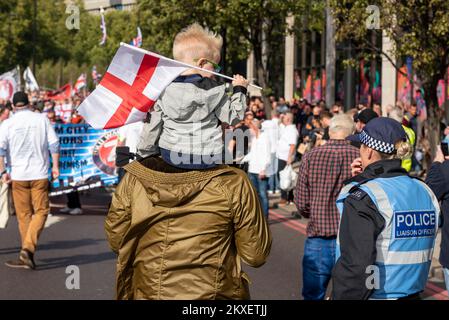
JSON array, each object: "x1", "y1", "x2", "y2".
[{"x1": 336, "y1": 175, "x2": 440, "y2": 299}]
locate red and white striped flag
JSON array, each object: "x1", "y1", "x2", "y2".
[{"x1": 78, "y1": 44, "x2": 188, "y2": 129}]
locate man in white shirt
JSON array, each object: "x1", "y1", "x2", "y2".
[
  {"x1": 246, "y1": 119, "x2": 272, "y2": 218},
  {"x1": 0, "y1": 106, "x2": 11, "y2": 228},
  {"x1": 117, "y1": 121, "x2": 144, "y2": 181},
  {"x1": 0, "y1": 92, "x2": 60, "y2": 270},
  {"x1": 262, "y1": 110, "x2": 280, "y2": 194},
  {"x1": 276, "y1": 112, "x2": 299, "y2": 206},
  {"x1": 118, "y1": 121, "x2": 145, "y2": 154}
]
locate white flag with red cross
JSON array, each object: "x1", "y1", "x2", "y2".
[{"x1": 78, "y1": 43, "x2": 188, "y2": 129}]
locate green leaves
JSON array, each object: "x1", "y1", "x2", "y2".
[
  {"x1": 330, "y1": 0, "x2": 449, "y2": 106},
  {"x1": 0, "y1": 0, "x2": 322, "y2": 93}
]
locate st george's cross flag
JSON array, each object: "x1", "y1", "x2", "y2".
[{"x1": 78, "y1": 44, "x2": 188, "y2": 129}]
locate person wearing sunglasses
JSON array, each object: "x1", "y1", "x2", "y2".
[
  {"x1": 108, "y1": 23, "x2": 273, "y2": 301},
  {"x1": 137, "y1": 22, "x2": 249, "y2": 169}
]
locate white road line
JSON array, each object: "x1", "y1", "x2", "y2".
[{"x1": 44, "y1": 215, "x2": 66, "y2": 228}]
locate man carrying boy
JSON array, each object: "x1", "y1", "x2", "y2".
[{"x1": 106, "y1": 24, "x2": 271, "y2": 300}]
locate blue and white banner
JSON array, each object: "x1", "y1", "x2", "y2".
[{"x1": 50, "y1": 124, "x2": 119, "y2": 196}]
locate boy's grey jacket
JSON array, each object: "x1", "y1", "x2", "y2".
[{"x1": 137, "y1": 75, "x2": 247, "y2": 157}]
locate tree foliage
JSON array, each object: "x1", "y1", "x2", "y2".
[
  {"x1": 0, "y1": 0, "x2": 324, "y2": 95},
  {"x1": 139, "y1": 0, "x2": 324, "y2": 96},
  {"x1": 330, "y1": 0, "x2": 449, "y2": 108},
  {"x1": 0, "y1": 0, "x2": 137, "y2": 89},
  {"x1": 330, "y1": 0, "x2": 449, "y2": 156}
]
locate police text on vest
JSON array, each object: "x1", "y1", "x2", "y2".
[{"x1": 394, "y1": 211, "x2": 436, "y2": 239}]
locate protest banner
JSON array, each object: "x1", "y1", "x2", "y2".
[
  {"x1": 50, "y1": 124, "x2": 118, "y2": 196},
  {"x1": 0, "y1": 67, "x2": 20, "y2": 101}
]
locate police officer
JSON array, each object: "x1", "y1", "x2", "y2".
[{"x1": 332, "y1": 117, "x2": 440, "y2": 300}]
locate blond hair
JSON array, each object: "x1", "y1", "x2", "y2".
[
  {"x1": 379, "y1": 140, "x2": 413, "y2": 160},
  {"x1": 173, "y1": 23, "x2": 223, "y2": 63}
]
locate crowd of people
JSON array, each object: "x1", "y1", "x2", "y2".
[
  {"x1": 0, "y1": 93, "x2": 87, "y2": 127},
  {"x1": 0, "y1": 22, "x2": 448, "y2": 301},
  {"x1": 227, "y1": 92, "x2": 449, "y2": 300}
]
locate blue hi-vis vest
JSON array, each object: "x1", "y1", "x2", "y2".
[{"x1": 336, "y1": 175, "x2": 440, "y2": 300}]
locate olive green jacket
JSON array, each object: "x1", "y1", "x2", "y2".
[{"x1": 105, "y1": 158, "x2": 272, "y2": 300}]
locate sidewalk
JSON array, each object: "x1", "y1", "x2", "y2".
[{"x1": 49, "y1": 188, "x2": 113, "y2": 216}]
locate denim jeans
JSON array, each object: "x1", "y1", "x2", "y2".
[
  {"x1": 302, "y1": 237, "x2": 336, "y2": 300},
  {"x1": 248, "y1": 173, "x2": 269, "y2": 218},
  {"x1": 444, "y1": 268, "x2": 449, "y2": 294},
  {"x1": 268, "y1": 173, "x2": 279, "y2": 192}
]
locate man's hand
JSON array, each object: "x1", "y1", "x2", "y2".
[
  {"x1": 351, "y1": 157, "x2": 363, "y2": 177},
  {"x1": 434, "y1": 146, "x2": 449, "y2": 163},
  {"x1": 232, "y1": 74, "x2": 249, "y2": 88},
  {"x1": 444, "y1": 127, "x2": 449, "y2": 137},
  {"x1": 52, "y1": 167, "x2": 60, "y2": 180},
  {"x1": 1, "y1": 173, "x2": 11, "y2": 184},
  {"x1": 259, "y1": 170, "x2": 266, "y2": 180}
]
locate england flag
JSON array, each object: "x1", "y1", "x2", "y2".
[{"x1": 78, "y1": 43, "x2": 188, "y2": 129}]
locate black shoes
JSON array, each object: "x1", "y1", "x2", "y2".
[{"x1": 5, "y1": 249, "x2": 36, "y2": 270}]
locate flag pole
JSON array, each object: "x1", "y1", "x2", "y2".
[{"x1": 120, "y1": 42, "x2": 263, "y2": 91}]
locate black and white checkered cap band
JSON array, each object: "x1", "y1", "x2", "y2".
[{"x1": 360, "y1": 130, "x2": 395, "y2": 154}]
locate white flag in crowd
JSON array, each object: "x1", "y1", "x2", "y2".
[
  {"x1": 0, "y1": 67, "x2": 20, "y2": 101},
  {"x1": 74, "y1": 73, "x2": 87, "y2": 93},
  {"x1": 23, "y1": 67, "x2": 39, "y2": 92},
  {"x1": 99, "y1": 7, "x2": 107, "y2": 46},
  {"x1": 91, "y1": 65, "x2": 101, "y2": 85},
  {"x1": 78, "y1": 43, "x2": 188, "y2": 129}
]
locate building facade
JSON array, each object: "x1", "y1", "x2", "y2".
[{"x1": 247, "y1": 16, "x2": 448, "y2": 115}]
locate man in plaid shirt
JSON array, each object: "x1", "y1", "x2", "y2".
[{"x1": 294, "y1": 114, "x2": 359, "y2": 300}]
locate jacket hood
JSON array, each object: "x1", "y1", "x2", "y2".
[{"x1": 124, "y1": 158, "x2": 232, "y2": 208}]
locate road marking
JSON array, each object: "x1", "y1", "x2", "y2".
[
  {"x1": 44, "y1": 215, "x2": 66, "y2": 228},
  {"x1": 425, "y1": 282, "x2": 449, "y2": 300},
  {"x1": 269, "y1": 210, "x2": 307, "y2": 235},
  {"x1": 270, "y1": 210, "x2": 307, "y2": 229}
]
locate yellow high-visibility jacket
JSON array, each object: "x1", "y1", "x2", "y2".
[{"x1": 402, "y1": 125, "x2": 415, "y2": 172}]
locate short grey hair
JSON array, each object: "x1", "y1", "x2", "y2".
[
  {"x1": 388, "y1": 106, "x2": 404, "y2": 123},
  {"x1": 284, "y1": 112, "x2": 294, "y2": 123},
  {"x1": 329, "y1": 114, "x2": 355, "y2": 137}
]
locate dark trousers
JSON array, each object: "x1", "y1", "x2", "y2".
[
  {"x1": 278, "y1": 159, "x2": 294, "y2": 202},
  {"x1": 67, "y1": 191, "x2": 81, "y2": 209}
]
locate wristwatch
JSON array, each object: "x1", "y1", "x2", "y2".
[{"x1": 0, "y1": 170, "x2": 7, "y2": 176}]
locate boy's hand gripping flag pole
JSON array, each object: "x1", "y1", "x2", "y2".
[{"x1": 78, "y1": 43, "x2": 262, "y2": 130}]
